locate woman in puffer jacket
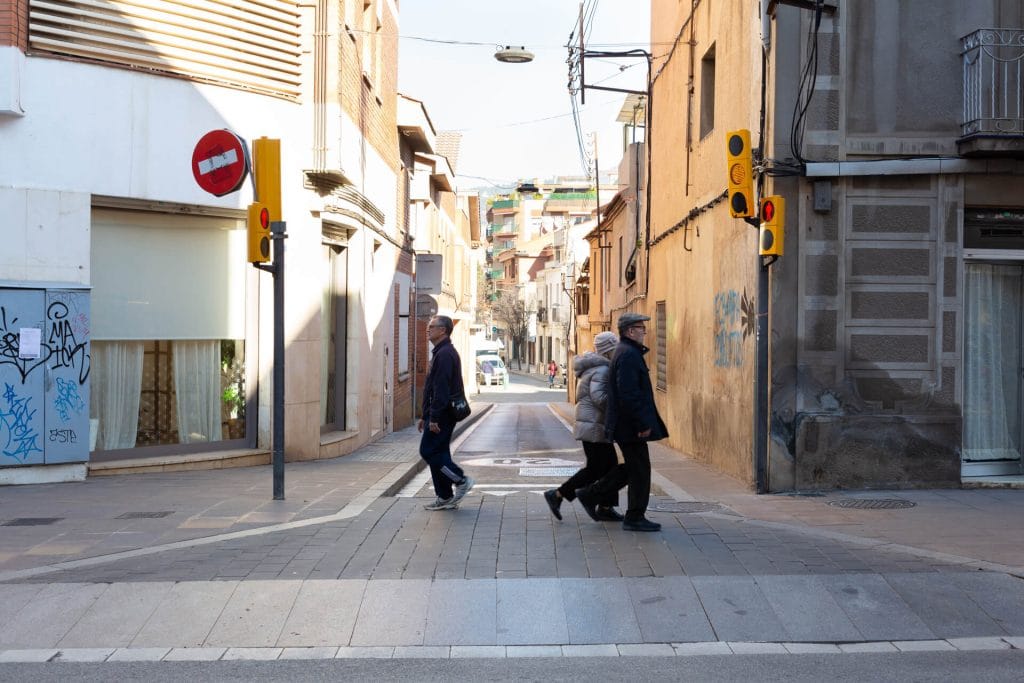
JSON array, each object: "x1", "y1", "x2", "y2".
[{"x1": 543, "y1": 331, "x2": 623, "y2": 522}]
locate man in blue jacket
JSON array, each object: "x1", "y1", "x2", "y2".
[
  {"x1": 419, "y1": 315, "x2": 475, "y2": 510},
  {"x1": 576, "y1": 312, "x2": 668, "y2": 531}
]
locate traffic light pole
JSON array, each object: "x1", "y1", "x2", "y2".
[
  {"x1": 743, "y1": 216, "x2": 769, "y2": 494},
  {"x1": 256, "y1": 221, "x2": 286, "y2": 499}
]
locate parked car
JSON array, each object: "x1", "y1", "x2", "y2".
[{"x1": 476, "y1": 355, "x2": 508, "y2": 386}]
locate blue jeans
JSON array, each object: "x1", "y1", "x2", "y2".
[{"x1": 419, "y1": 419, "x2": 465, "y2": 499}]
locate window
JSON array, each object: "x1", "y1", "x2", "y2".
[
  {"x1": 90, "y1": 211, "x2": 249, "y2": 452},
  {"x1": 321, "y1": 242, "x2": 349, "y2": 431},
  {"x1": 618, "y1": 236, "x2": 624, "y2": 287},
  {"x1": 656, "y1": 301, "x2": 667, "y2": 390},
  {"x1": 397, "y1": 274, "x2": 411, "y2": 377},
  {"x1": 700, "y1": 44, "x2": 716, "y2": 139}
]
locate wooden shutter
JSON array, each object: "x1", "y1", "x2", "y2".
[{"x1": 29, "y1": 0, "x2": 301, "y2": 98}]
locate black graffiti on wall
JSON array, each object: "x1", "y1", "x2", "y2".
[
  {"x1": 0, "y1": 307, "x2": 49, "y2": 383},
  {"x1": 0, "y1": 301, "x2": 91, "y2": 385},
  {"x1": 46, "y1": 300, "x2": 91, "y2": 384}
]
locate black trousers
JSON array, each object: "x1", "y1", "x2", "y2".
[
  {"x1": 579, "y1": 441, "x2": 651, "y2": 521},
  {"x1": 557, "y1": 440, "x2": 618, "y2": 507}
]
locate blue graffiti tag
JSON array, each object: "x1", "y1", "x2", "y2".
[
  {"x1": 1, "y1": 383, "x2": 43, "y2": 462},
  {"x1": 713, "y1": 290, "x2": 744, "y2": 368},
  {"x1": 53, "y1": 377, "x2": 86, "y2": 423}
]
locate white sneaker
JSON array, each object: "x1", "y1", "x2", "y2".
[
  {"x1": 423, "y1": 496, "x2": 457, "y2": 511},
  {"x1": 452, "y1": 476, "x2": 475, "y2": 503}
]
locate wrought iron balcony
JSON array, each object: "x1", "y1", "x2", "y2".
[{"x1": 960, "y1": 28, "x2": 1024, "y2": 156}]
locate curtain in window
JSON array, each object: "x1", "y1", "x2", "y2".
[
  {"x1": 964, "y1": 264, "x2": 1022, "y2": 461},
  {"x1": 173, "y1": 341, "x2": 222, "y2": 444},
  {"x1": 89, "y1": 341, "x2": 144, "y2": 450}
]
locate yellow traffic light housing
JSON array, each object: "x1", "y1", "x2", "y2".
[
  {"x1": 726, "y1": 129, "x2": 755, "y2": 218},
  {"x1": 247, "y1": 201, "x2": 271, "y2": 263},
  {"x1": 759, "y1": 195, "x2": 785, "y2": 256},
  {"x1": 252, "y1": 137, "x2": 282, "y2": 222}
]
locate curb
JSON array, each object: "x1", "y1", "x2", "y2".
[{"x1": 379, "y1": 403, "x2": 495, "y2": 497}]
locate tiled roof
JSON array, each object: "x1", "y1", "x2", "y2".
[{"x1": 436, "y1": 131, "x2": 462, "y2": 173}]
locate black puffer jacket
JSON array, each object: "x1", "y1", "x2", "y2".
[{"x1": 604, "y1": 336, "x2": 668, "y2": 443}]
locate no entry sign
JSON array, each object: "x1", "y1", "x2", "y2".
[{"x1": 191, "y1": 129, "x2": 248, "y2": 196}]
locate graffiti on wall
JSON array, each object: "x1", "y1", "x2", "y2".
[
  {"x1": 46, "y1": 298, "x2": 91, "y2": 384},
  {"x1": 0, "y1": 291, "x2": 90, "y2": 464},
  {"x1": 1, "y1": 382, "x2": 43, "y2": 462},
  {"x1": 714, "y1": 289, "x2": 757, "y2": 368}
]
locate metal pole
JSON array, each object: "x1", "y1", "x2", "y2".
[
  {"x1": 754, "y1": 257, "x2": 769, "y2": 493},
  {"x1": 271, "y1": 220, "x2": 286, "y2": 499}
]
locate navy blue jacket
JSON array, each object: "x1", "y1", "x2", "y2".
[
  {"x1": 422, "y1": 336, "x2": 464, "y2": 423},
  {"x1": 605, "y1": 336, "x2": 669, "y2": 443}
]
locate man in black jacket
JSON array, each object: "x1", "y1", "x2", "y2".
[
  {"x1": 419, "y1": 315, "x2": 475, "y2": 510},
  {"x1": 576, "y1": 312, "x2": 668, "y2": 531}
]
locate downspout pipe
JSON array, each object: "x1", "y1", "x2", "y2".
[{"x1": 805, "y1": 158, "x2": 1000, "y2": 176}]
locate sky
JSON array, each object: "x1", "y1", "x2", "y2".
[{"x1": 397, "y1": 0, "x2": 650, "y2": 191}]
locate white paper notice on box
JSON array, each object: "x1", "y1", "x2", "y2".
[{"x1": 18, "y1": 328, "x2": 41, "y2": 359}]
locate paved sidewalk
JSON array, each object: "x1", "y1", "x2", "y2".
[
  {"x1": 0, "y1": 399, "x2": 1023, "y2": 665},
  {"x1": 0, "y1": 404, "x2": 492, "y2": 577},
  {"x1": 547, "y1": 401, "x2": 1024, "y2": 576}
]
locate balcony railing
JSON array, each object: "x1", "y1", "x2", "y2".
[
  {"x1": 491, "y1": 199, "x2": 520, "y2": 210},
  {"x1": 961, "y1": 28, "x2": 1024, "y2": 138}
]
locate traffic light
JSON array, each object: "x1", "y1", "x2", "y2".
[
  {"x1": 247, "y1": 201, "x2": 271, "y2": 263},
  {"x1": 726, "y1": 129, "x2": 755, "y2": 218},
  {"x1": 759, "y1": 195, "x2": 785, "y2": 256},
  {"x1": 252, "y1": 137, "x2": 281, "y2": 222}
]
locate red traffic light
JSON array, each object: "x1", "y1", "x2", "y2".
[
  {"x1": 259, "y1": 207, "x2": 270, "y2": 229},
  {"x1": 761, "y1": 200, "x2": 775, "y2": 222}
]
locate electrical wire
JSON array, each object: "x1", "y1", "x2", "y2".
[{"x1": 789, "y1": 0, "x2": 824, "y2": 165}]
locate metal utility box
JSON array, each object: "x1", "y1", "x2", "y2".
[{"x1": 0, "y1": 287, "x2": 91, "y2": 466}]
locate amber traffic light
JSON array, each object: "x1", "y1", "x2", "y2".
[{"x1": 726, "y1": 129, "x2": 755, "y2": 218}]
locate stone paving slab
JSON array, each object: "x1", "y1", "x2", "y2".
[{"x1": 2, "y1": 575, "x2": 1013, "y2": 652}]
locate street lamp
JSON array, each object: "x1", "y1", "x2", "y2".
[{"x1": 494, "y1": 46, "x2": 534, "y2": 63}]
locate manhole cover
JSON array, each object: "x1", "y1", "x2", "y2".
[
  {"x1": 648, "y1": 502, "x2": 727, "y2": 514},
  {"x1": 116, "y1": 511, "x2": 175, "y2": 519},
  {"x1": 827, "y1": 498, "x2": 916, "y2": 510},
  {"x1": 519, "y1": 467, "x2": 579, "y2": 477},
  {"x1": 1, "y1": 517, "x2": 63, "y2": 526}
]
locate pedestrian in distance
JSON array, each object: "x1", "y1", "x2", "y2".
[
  {"x1": 418, "y1": 315, "x2": 475, "y2": 510},
  {"x1": 547, "y1": 359, "x2": 558, "y2": 388},
  {"x1": 544, "y1": 331, "x2": 624, "y2": 522},
  {"x1": 576, "y1": 312, "x2": 668, "y2": 532}
]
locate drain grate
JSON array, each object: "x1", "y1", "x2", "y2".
[
  {"x1": 116, "y1": 511, "x2": 175, "y2": 519},
  {"x1": 2, "y1": 517, "x2": 63, "y2": 526},
  {"x1": 648, "y1": 501, "x2": 727, "y2": 514},
  {"x1": 827, "y1": 498, "x2": 916, "y2": 510}
]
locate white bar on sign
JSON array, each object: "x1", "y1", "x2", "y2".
[{"x1": 197, "y1": 148, "x2": 239, "y2": 175}]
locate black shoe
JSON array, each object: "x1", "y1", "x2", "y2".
[
  {"x1": 595, "y1": 506, "x2": 624, "y2": 522},
  {"x1": 543, "y1": 489, "x2": 563, "y2": 521},
  {"x1": 575, "y1": 488, "x2": 601, "y2": 521},
  {"x1": 622, "y1": 517, "x2": 661, "y2": 532}
]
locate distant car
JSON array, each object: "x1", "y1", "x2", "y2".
[{"x1": 476, "y1": 355, "x2": 508, "y2": 386}]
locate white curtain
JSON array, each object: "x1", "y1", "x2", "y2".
[
  {"x1": 964, "y1": 264, "x2": 1022, "y2": 462},
  {"x1": 89, "y1": 341, "x2": 144, "y2": 450},
  {"x1": 173, "y1": 341, "x2": 223, "y2": 444}
]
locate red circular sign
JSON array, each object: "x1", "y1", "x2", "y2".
[{"x1": 191, "y1": 129, "x2": 248, "y2": 196}]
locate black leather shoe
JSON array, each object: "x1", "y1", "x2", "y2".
[
  {"x1": 543, "y1": 489, "x2": 563, "y2": 521},
  {"x1": 622, "y1": 517, "x2": 661, "y2": 532},
  {"x1": 595, "y1": 506, "x2": 624, "y2": 522},
  {"x1": 574, "y1": 488, "x2": 601, "y2": 521}
]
